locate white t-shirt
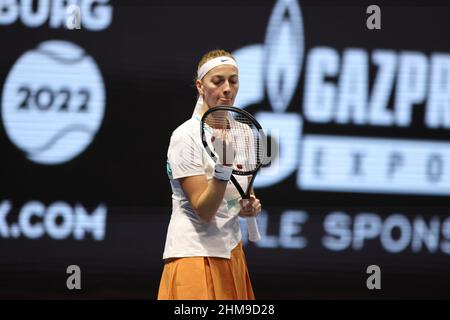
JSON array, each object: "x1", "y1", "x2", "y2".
[{"x1": 162, "y1": 116, "x2": 247, "y2": 259}]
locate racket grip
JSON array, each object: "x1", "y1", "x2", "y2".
[
  {"x1": 247, "y1": 217, "x2": 261, "y2": 242},
  {"x1": 242, "y1": 198, "x2": 261, "y2": 242}
]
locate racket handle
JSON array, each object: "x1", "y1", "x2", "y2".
[
  {"x1": 242, "y1": 199, "x2": 261, "y2": 242},
  {"x1": 247, "y1": 217, "x2": 261, "y2": 242}
]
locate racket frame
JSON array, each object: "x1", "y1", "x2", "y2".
[{"x1": 200, "y1": 105, "x2": 266, "y2": 199}]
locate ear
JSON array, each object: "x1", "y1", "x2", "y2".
[{"x1": 195, "y1": 79, "x2": 204, "y2": 96}]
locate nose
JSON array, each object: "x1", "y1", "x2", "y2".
[{"x1": 222, "y1": 80, "x2": 231, "y2": 96}]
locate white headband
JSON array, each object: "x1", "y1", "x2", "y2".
[{"x1": 197, "y1": 56, "x2": 238, "y2": 80}]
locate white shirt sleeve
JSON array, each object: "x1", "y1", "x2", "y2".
[{"x1": 167, "y1": 131, "x2": 205, "y2": 179}]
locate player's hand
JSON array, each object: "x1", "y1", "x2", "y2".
[
  {"x1": 211, "y1": 130, "x2": 235, "y2": 166},
  {"x1": 239, "y1": 195, "x2": 262, "y2": 217}
]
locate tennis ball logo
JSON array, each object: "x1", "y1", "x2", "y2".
[{"x1": 1, "y1": 40, "x2": 105, "y2": 165}]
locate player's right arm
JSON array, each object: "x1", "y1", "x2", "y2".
[
  {"x1": 179, "y1": 175, "x2": 227, "y2": 223},
  {"x1": 168, "y1": 129, "x2": 233, "y2": 223}
]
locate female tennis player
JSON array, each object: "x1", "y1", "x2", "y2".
[{"x1": 157, "y1": 49, "x2": 262, "y2": 300}]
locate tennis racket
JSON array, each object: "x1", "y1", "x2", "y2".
[{"x1": 200, "y1": 106, "x2": 267, "y2": 242}]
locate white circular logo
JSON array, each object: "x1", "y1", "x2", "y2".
[{"x1": 1, "y1": 40, "x2": 106, "y2": 165}]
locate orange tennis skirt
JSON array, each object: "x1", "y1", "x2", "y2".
[{"x1": 157, "y1": 241, "x2": 255, "y2": 300}]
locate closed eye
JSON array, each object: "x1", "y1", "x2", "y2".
[{"x1": 211, "y1": 75, "x2": 238, "y2": 85}]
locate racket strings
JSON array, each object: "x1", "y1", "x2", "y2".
[{"x1": 204, "y1": 110, "x2": 264, "y2": 173}]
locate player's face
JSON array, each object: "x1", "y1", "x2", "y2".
[{"x1": 197, "y1": 64, "x2": 239, "y2": 108}]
